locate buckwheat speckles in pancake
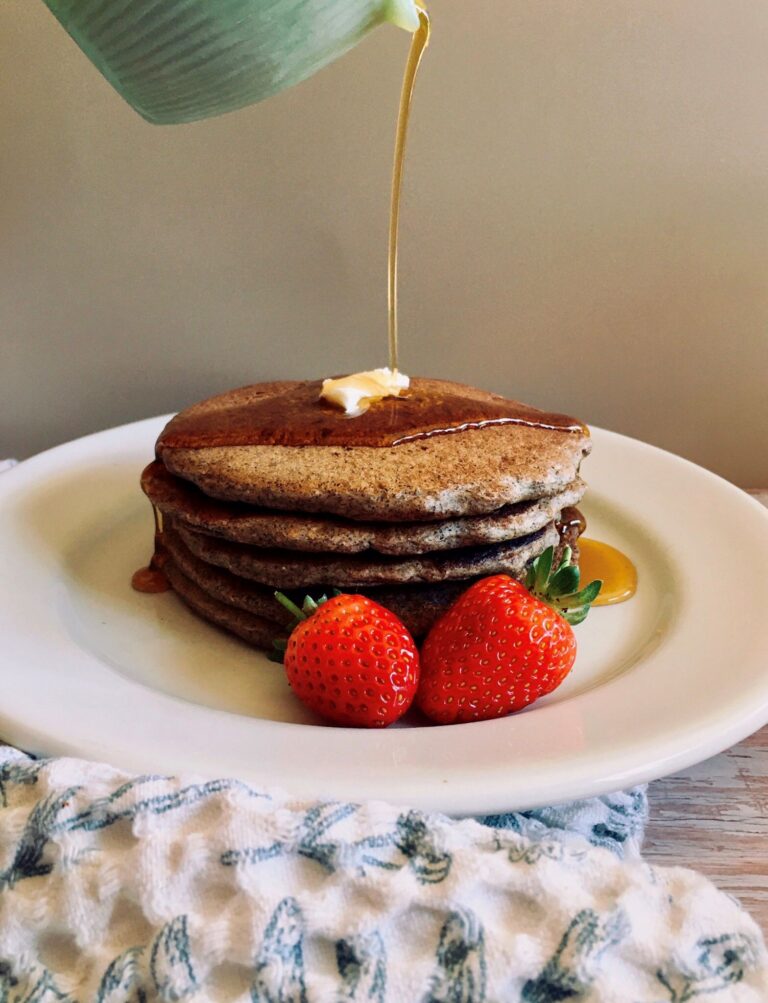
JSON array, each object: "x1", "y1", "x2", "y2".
[
  {"x1": 143, "y1": 460, "x2": 585, "y2": 555},
  {"x1": 172, "y1": 517, "x2": 560, "y2": 588},
  {"x1": 161, "y1": 524, "x2": 463, "y2": 638},
  {"x1": 164, "y1": 559, "x2": 283, "y2": 650},
  {"x1": 166, "y1": 555, "x2": 448, "y2": 652},
  {"x1": 161, "y1": 521, "x2": 585, "y2": 645},
  {"x1": 157, "y1": 378, "x2": 590, "y2": 521},
  {"x1": 139, "y1": 377, "x2": 592, "y2": 648}
]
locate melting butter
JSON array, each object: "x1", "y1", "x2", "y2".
[{"x1": 321, "y1": 368, "x2": 410, "y2": 417}]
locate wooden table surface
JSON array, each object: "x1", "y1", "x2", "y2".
[
  {"x1": 645, "y1": 726, "x2": 768, "y2": 933},
  {"x1": 644, "y1": 490, "x2": 768, "y2": 934}
]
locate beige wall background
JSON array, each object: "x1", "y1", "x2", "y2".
[{"x1": 2, "y1": 1, "x2": 766, "y2": 484}]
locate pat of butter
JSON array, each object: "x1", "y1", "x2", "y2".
[{"x1": 321, "y1": 368, "x2": 410, "y2": 417}]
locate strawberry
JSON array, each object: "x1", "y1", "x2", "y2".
[
  {"x1": 274, "y1": 592, "x2": 420, "y2": 728},
  {"x1": 416, "y1": 546, "x2": 601, "y2": 725}
]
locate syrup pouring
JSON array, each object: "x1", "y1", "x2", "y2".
[{"x1": 134, "y1": 8, "x2": 637, "y2": 606}]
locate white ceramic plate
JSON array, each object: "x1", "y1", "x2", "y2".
[{"x1": 2, "y1": 418, "x2": 768, "y2": 815}]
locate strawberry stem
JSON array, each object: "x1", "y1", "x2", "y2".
[
  {"x1": 271, "y1": 590, "x2": 340, "y2": 664},
  {"x1": 557, "y1": 545, "x2": 572, "y2": 573},
  {"x1": 274, "y1": 592, "x2": 306, "y2": 621},
  {"x1": 534, "y1": 546, "x2": 553, "y2": 593},
  {"x1": 525, "y1": 545, "x2": 602, "y2": 624}
]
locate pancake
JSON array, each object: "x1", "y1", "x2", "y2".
[
  {"x1": 157, "y1": 379, "x2": 591, "y2": 521},
  {"x1": 143, "y1": 460, "x2": 586, "y2": 555},
  {"x1": 172, "y1": 518, "x2": 560, "y2": 588},
  {"x1": 164, "y1": 559, "x2": 283, "y2": 650},
  {"x1": 162, "y1": 524, "x2": 293, "y2": 625},
  {"x1": 162, "y1": 523, "x2": 471, "y2": 637},
  {"x1": 144, "y1": 377, "x2": 591, "y2": 650},
  {"x1": 165, "y1": 556, "x2": 456, "y2": 650},
  {"x1": 162, "y1": 511, "x2": 585, "y2": 647}
]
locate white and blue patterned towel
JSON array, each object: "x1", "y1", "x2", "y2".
[{"x1": 0, "y1": 746, "x2": 765, "y2": 1002}]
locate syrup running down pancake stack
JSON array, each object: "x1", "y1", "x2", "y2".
[{"x1": 141, "y1": 378, "x2": 591, "y2": 650}]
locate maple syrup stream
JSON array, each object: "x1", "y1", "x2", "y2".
[{"x1": 388, "y1": 6, "x2": 430, "y2": 375}]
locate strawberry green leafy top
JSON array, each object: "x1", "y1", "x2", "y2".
[{"x1": 524, "y1": 546, "x2": 602, "y2": 626}]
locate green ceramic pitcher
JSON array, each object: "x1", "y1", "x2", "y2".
[{"x1": 42, "y1": 0, "x2": 420, "y2": 125}]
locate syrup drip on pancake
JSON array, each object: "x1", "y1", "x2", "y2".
[
  {"x1": 556, "y1": 506, "x2": 587, "y2": 539},
  {"x1": 555, "y1": 510, "x2": 636, "y2": 606},
  {"x1": 156, "y1": 380, "x2": 586, "y2": 451},
  {"x1": 132, "y1": 504, "x2": 170, "y2": 593}
]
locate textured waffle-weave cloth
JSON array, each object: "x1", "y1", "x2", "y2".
[{"x1": 0, "y1": 747, "x2": 766, "y2": 1002}]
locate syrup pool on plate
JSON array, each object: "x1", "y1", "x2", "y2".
[{"x1": 579, "y1": 539, "x2": 638, "y2": 606}]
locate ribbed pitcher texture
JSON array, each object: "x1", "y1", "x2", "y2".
[{"x1": 42, "y1": 0, "x2": 418, "y2": 124}]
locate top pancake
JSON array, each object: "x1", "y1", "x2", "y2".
[{"x1": 157, "y1": 378, "x2": 591, "y2": 521}]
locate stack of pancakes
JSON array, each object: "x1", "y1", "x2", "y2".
[{"x1": 142, "y1": 378, "x2": 591, "y2": 650}]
